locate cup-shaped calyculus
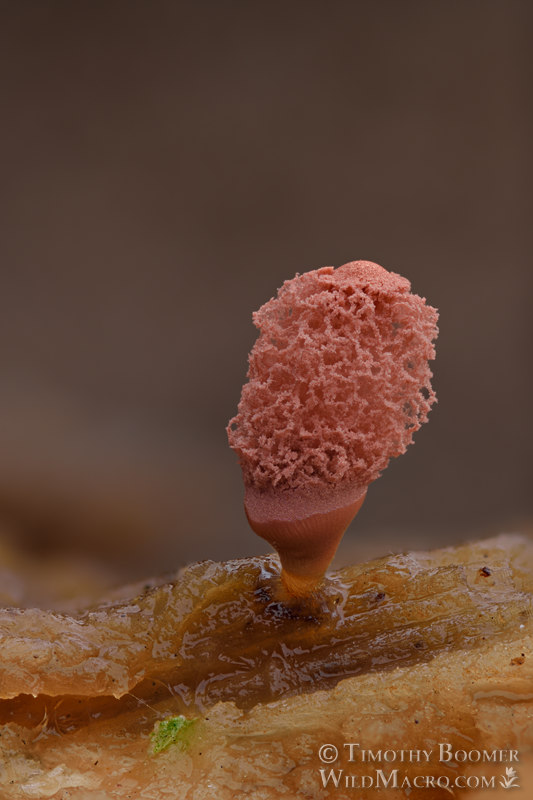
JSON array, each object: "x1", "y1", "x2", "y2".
[{"x1": 227, "y1": 261, "x2": 438, "y2": 597}]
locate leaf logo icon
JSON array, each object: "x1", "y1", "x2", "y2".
[{"x1": 499, "y1": 766, "x2": 520, "y2": 789}]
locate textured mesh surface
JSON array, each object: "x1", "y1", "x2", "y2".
[{"x1": 228, "y1": 261, "x2": 438, "y2": 493}]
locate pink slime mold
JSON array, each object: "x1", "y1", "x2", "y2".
[{"x1": 228, "y1": 261, "x2": 438, "y2": 596}]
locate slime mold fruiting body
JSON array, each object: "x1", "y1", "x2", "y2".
[{"x1": 228, "y1": 261, "x2": 438, "y2": 596}]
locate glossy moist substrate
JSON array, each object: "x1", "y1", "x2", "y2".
[{"x1": 0, "y1": 534, "x2": 532, "y2": 798}]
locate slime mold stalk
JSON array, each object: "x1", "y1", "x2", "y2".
[{"x1": 228, "y1": 261, "x2": 438, "y2": 596}]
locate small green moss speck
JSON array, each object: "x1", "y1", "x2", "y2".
[{"x1": 150, "y1": 715, "x2": 198, "y2": 755}]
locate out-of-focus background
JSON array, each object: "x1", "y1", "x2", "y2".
[{"x1": 0, "y1": 1, "x2": 531, "y2": 593}]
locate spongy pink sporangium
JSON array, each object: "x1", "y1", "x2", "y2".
[{"x1": 227, "y1": 261, "x2": 438, "y2": 596}]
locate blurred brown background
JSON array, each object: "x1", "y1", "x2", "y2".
[{"x1": 0, "y1": 0, "x2": 531, "y2": 584}]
